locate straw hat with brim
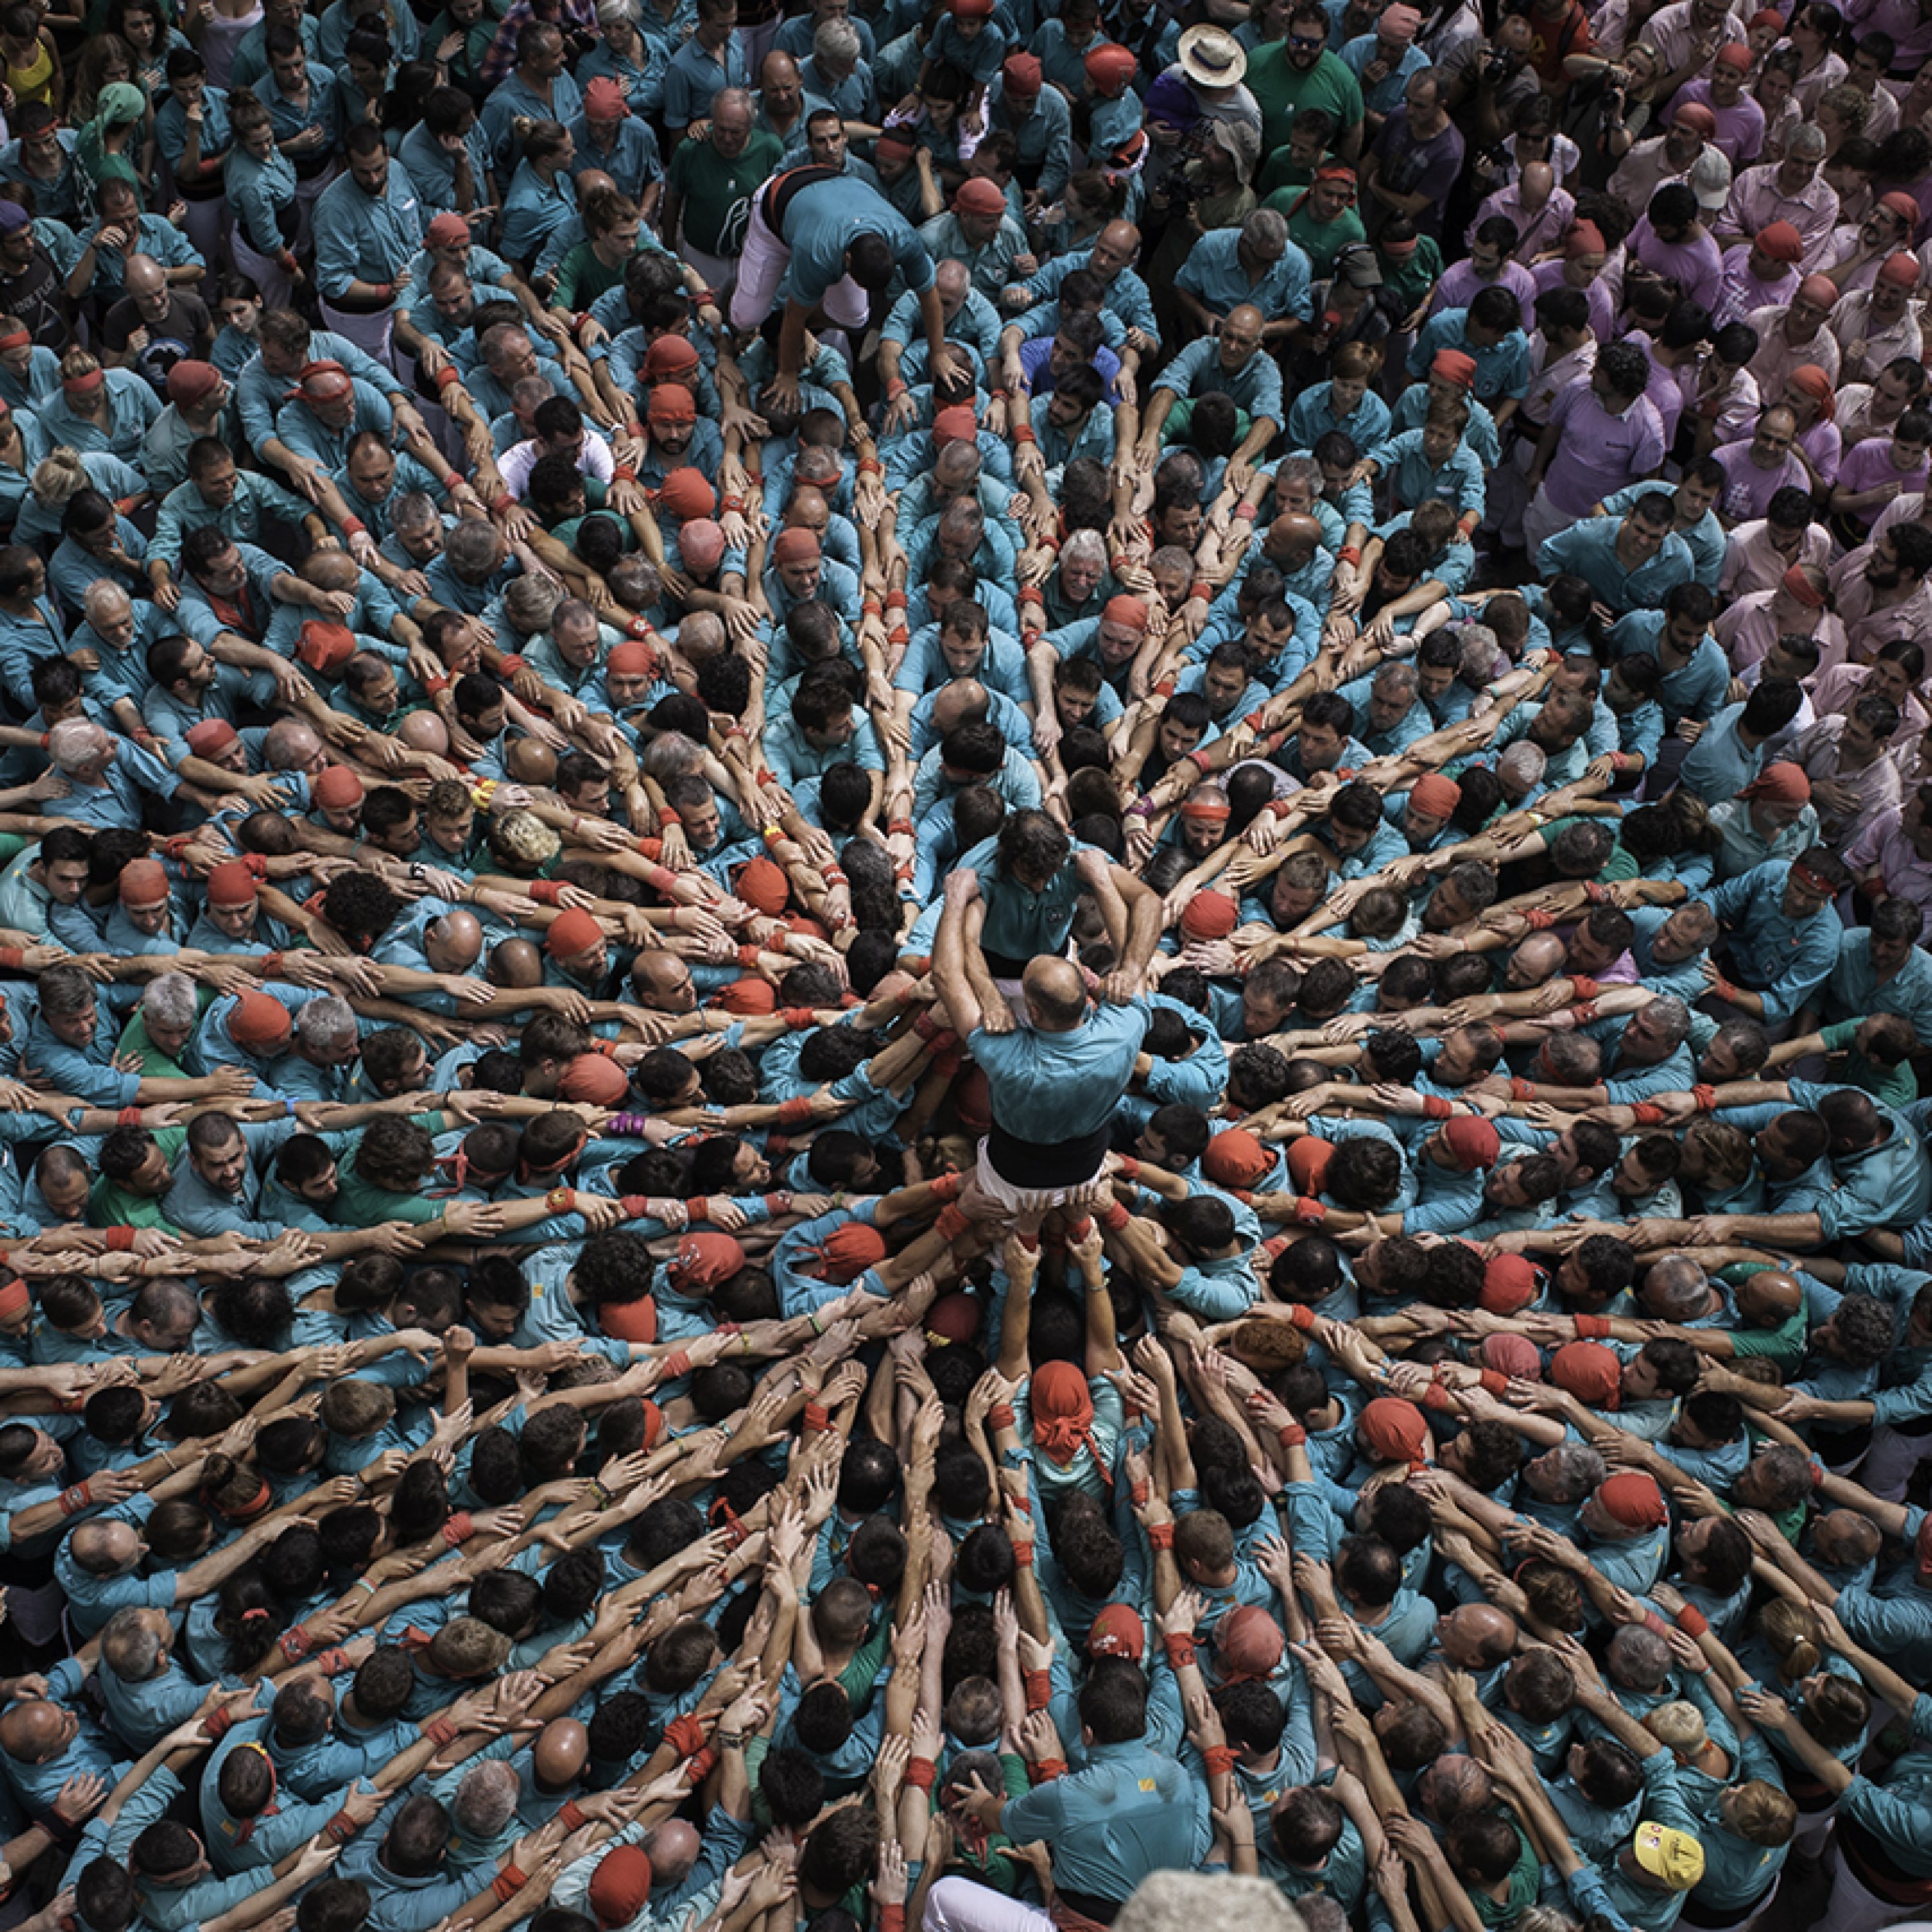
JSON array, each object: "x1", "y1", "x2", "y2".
[{"x1": 1177, "y1": 24, "x2": 1247, "y2": 87}]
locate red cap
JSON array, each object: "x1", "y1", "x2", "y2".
[
  {"x1": 1596, "y1": 1471, "x2": 1669, "y2": 1530},
  {"x1": 933, "y1": 404, "x2": 979, "y2": 445},
  {"x1": 1103, "y1": 592, "x2": 1150, "y2": 628},
  {"x1": 1551, "y1": 1340, "x2": 1622, "y2": 1409},
  {"x1": 298, "y1": 621, "x2": 357, "y2": 676},
  {"x1": 583, "y1": 75, "x2": 629, "y2": 120},
  {"x1": 205, "y1": 860, "x2": 259, "y2": 907},
  {"x1": 1441, "y1": 1115, "x2": 1501, "y2": 1171},
  {"x1": 1088, "y1": 1604, "x2": 1145, "y2": 1660},
  {"x1": 425, "y1": 212, "x2": 470, "y2": 251},
  {"x1": 1480, "y1": 1253, "x2": 1540, "y2": 1313},
  {"x1": 1003, "y1": 53, "x2": 1043, "y2": 93},
  {"x1": 166, "y1": 359, "x2": 223, "y2": 410},
  {"x1": 955, "y1": 177, "x2": 1007, "y2": 217},
  {"x1": 1672, "y1": 102, "x2": 1717, "y2": 136},
  {"x1": 647, "y1": 386, "x2": 696, "y2": 424},
  {"x1": 608, "y1": 639, "x2": 658, "y2": 677},
  {"x1": 229, "y1": 990, "x2": 292, "y2": 1050},
  {"x1": 1431, "y1": 348, "x2": 1478, "y2": 389},
  {"x1": 737, "y1": 856, "x2": 790, "y2": 915},
  {"x1": 588, "y1": 1846, "x2": 652, "y2": 1929},
  {"x1": 1756, "y1": 220, "x2": 1803, "y2": 263},
  {"x1": 719, "y1": 978, "x2": 777, "y2": 1014},
  {"x1": 545, "y1": 908, "x2": 604, "y2": 958},
  {"x1": 668, "y1": 1231, "x2": 746, "y2": 1291},
  {"x1": 772, "y1": 527, "x2": 821, "y2": 565},
  {"x1": 312, "y1": 764, "x2": 365, "y2": 810},
  {"x1": 817, "y1": 1222, "x2": 888, "y2": 1283},
  {"x1": 185, "y1": 718, "x2": 238, "y2": 756},
  {"x1": 1203, "y1": 1128, "x2": 1272, "y2": 1189},
  {"x1": 643, "y1": 335, "x2": 700, "y2": 379},
  {"x1": 657, "y1": 466, "x2": 716, "y2": 521},
  {"x1": 1779, "y1": 562, "x2": 1826, "y2": 609},
  {"x1": 1084, "y1": 42, "x2": 1139, "y2": 90},
  {"x1": 1359, "y1": 1396, "x2": 1430, "y2": 1463},
  {"x1": 1180, "y1": 889, "x2": 1238, "y2": 939},
  {"x1": 1881, "y1": 252, "x2": 1921, "y2": 289},
  {"x1": 560, "y1": 1053, "x2": 630, "y2": 1105},
  {"x1": 1217, "y1": 1604, "x2": 1285, "y2": 1680}
]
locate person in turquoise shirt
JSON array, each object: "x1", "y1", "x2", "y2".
[
  {"x1": 947, "y1": 1673, "x2": 1211, "y2": 1916},
  {"x1": 1599, "y1": 469, "x2": 1727, "y2": 589},
  {"x1": 1175, "y1": 213, "x2": 1314, "y2": 336},
  {"x1": 312, "y1": 129, "x2": 427, "y2": 321},
  {"x1": 1539, "y1": 495, "x2": 1698, "y2": 616},
  {"x1": 1678, "y1": 685, "x2": 1808, "y2": 805},
  {"x1": 1406, "y1": 294, "x2": 1531, "y2": 407},
  {"x1": 1709, "y1": 851, "x2": 1848, "y2": 1032}
]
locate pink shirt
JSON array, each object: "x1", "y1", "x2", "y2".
[
  {"x1": 1723, "y1": 162, "x2": 1842, "y2": 262},
  {"x1": 1667, "y1": 79, "x2": 1767, "y2": 165},
  {"x1": 1715, "y1": 242, "x2": 1797, "y2": 327},
  {"x1": 1846, "y1": 808, "x2": 1932, "y2": 934},
  {"x1": 1714, "y1": 438, "x2": 1812, "y2": 522},
  {"x1": 1836, "y1": 437, "x2": 1931, "y2": 528},
  {"x1": 1745, "y1": 303, "x2": 1842, "y2": 394},
  {"x1": 1719, "y1": 518, "x2": 1832, "y2": 597},
  {"x1": 1530, "y1": 258, "x2": 1618, "y2": 341},
  {"x1": 1472, "y1": 184, "x2": 1578, "y2": 263},
  {"x1": 1426, "y1": 258, "x2": 1539, "y2": 321}
]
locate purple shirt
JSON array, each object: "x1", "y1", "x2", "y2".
[
  {"x1": 1543, "y1": 375, "x2": 1669, "y2": 516},
  {"x1": 1621, "y1": 327, "x2": 1686, "y2": 445},
  {"x1": 1714, "y1": 439, "x2": 1812, "y2": 522},
  {"x1": 1625, "y1": 215, "x2": 1726, "y2": 319},
  {"x1": 1715, "y1": 243, "x2": 1797, "y2": 328},
  {"x1": 1531, "y1": 258, "x2": 1618, "y2": 341},
  {"x1": 1373, "y1": 113, "x2": 1466, "y2": 236},
  {"x1": 1428, "y1": 258, "x2": 1539, "y2": 321},
  {"x1": 1837, "y1": 434, "x2": 1931, "y2": 517},
  {"x1": 1666, "y1": 79, "x2": 1766, "y2": 166}
]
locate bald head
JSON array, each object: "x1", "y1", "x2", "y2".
[
  {"x1": 1023, "y1": 956, "x2": 1088, "y2": 1031},
  {"x1": 70, "y1": 1518, "x2": 142, "y2": 1577},
  {"x1": 1741, "y1": 1267, "x2": 1804, "y2": 1321},
  {"x1": 932, "y1": 680, "x2": 990, "y2": 735},
  {"x1": 488, "y1": 938, "x2": 545, "y2": 989},
  {"x1": 533, "y1": 1718, "x2": 590, "y2": 1790},
  {"x1": 396, "y1": 710, "x2": 450, "y2": 755},
  {"x1": 426, "y1": 909, "x2": 484, "y2": 972},
  {"x1": 1420, "y1": 1753, "x2": 1494, "y2": 1823},
  {"x1": 1505, "y1": 931, "x2": 1569, "y2": 988},
  {"x1": 126, "y1": 252, "x2": 166, "y2": 299},
  {"x1": 1520, "y1": 160, "x2": 1555, "y2": 208},
  {"x1": 574, "y1": 167, "x2": 616, "y2": 209},
  {"x1": 1267, "y1": 514, "x2": 1322, "y2": 567},
  {"x1": 0, "y1": 1701, "x2": 70, "y2": 1764},
  {"x1": 647, "y1": 1819, "x2": 703, "y2": 1884},
  {"x1": 632, "y1": 950, "x2": 696, "y2": 1012},
  {"x1": 935, "y1": 258, "x2": 971, "y2": 306}
]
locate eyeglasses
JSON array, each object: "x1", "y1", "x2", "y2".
[{"x1": 1287, "y1": 32, "x2": 1325, "y2": 46}]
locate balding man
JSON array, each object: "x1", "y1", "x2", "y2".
[
  {"x1": 935, "y1": 827, "x2": 1160, "y2": 1225},
  {"x1": 1135, "y1": 304, "x2": 1282, "y2": 482},
  {"x1": 93, "y1": 250, "x2": 213, "y2": 394}
]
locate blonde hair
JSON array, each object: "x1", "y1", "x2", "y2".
[
  {"x1": 1645, "y1": 1701, "x2": 1709, "y2": 1755},
  {"x1": 29, "y1": 446, "x2": 88, "y2": 508},
  {"x1": 1727, "y1": 1780, "x2": 1797, "y2": 1847}
]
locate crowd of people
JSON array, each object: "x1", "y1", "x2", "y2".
[{"x1": 3, "y1": 0, "x2": 1932, "y2": 1931}]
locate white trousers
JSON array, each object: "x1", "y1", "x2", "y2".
[
  {"x1": 1821, "y1": 1846, "x2": 1930, "y2": 1932},
  {"x1": 728, "y1": 191, "x2": 871, "y2": 334},
  {"x1": 924, "y1": 1877, "x2": 1054, "y2": 1932},
  {"x1": 230, "y1": 227, "x2": 293, "y2": 312},
  {"x1": 1865, "y1": 1424, "x2": 1932, "y2": 1501},
  {"x1": 1522, "y1": 483, "x2": 1573, "y2": 565},
  {"x1": 319, "y1": 300, "x2": 396, "y2": 372}
]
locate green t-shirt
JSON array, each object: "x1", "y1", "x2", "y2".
[
  {"x1": 1378, "y1": 232, "x2": 1445, "y2": 319},
  {"x1": 1262, "y1": 189, "x2": 1368, "y2": 279},
  {"x1": 1819, "y1": 1018, "x2": 1918, "y2": 1112},
  {"x1": 1245, "y1": 43, "x2": 1366, "y2": 160},
  {"x1": 668, "y1": 127, "x2": 785, "y2": 258}
]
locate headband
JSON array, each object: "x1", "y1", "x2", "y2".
[
  {"x1": 0, "y1": 330, "x2": 32, "y2": 352},
  {"x1": 1180, "y1": 798, "x2": 1231, "y2": 820},
  {"x1": 1790, "y1": 862, "x2": 1833, "y2": 895},
  {"x1": 62, "y1": 369, "x2": 105, "y2": 395}
]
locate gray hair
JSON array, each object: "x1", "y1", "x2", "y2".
[
  {"x1": 100, "y1": 1606, "x2": 167, "y2": 1682},
  {"x1": 1062, "y1": 527, "x2": 1108, "y2": 572},
  {"x1": 48, "y1": 719, "x2": 111, "y2": 773},
  {"x1": 1534, "y1": 1442, "x2": 1607, "y2": 1502},
  {"x1": 1241, "y1": 208, "x2": 1285, "y2": 253},
  {"x1": 814, "y1": 17, "x2": 860, "y2": 62},
  {"x1": 141, "y1": 972, "x2": 200, "y2": 1032},
  {"x1": 642, "y1": 731, "x2": 704, "y2": 782},
  {"x1": 1788, "y1": 122, "x2": 1828, "y2": 158},
  {"x1": 442, "y1": 519, "x2": 504, "y2": 580},
  {"x1": 1645, "y1": 995, "x2": 1693, "y2": 1048},
  {"x1": 392, "y1": 491, "x2": 441, "y2": 535},
  {"x1": 295, "y1": 995, "x2": 359, "y2": 1052},
  {"x1": 84, "y1": 580, "x2": 131, "y2": 623},
  {"x1": 504, "y1": 573, "x2": 562, "y2": 628},
  {"x1": 1373, "y1": 661, "x2": 1419, "y2": 696},
  {"x1": 1497, "y1": 741, "x2": 1547, "y2": 786}
]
